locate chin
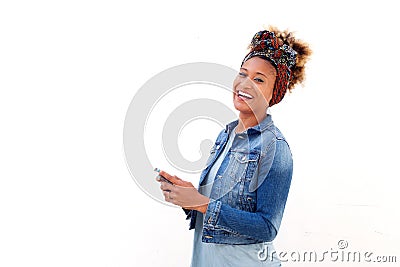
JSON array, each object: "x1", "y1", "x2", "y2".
[{"x1": 233, "y1": 102, "x2": 253, "y2": 114}]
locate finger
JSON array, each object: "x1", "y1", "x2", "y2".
[
  {"x1": 162, "y1": 190, "x2": 176, "y2": 202},
  {"x1": 160, "y1": 181, "x2": 174, "y2": 191},
  {"x1": 162, "y1": 190, "x2": 171, "y2": 201},
  {"x1": 156, "y1": 175, "x2": 171, "y2": 184},
  {"x1": 159, "y1": 170, "x2": 174, "y2": 182}
]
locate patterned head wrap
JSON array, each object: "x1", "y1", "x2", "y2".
[{"x1": 241, "y1": 30, "x2": 297, "y2": 106}]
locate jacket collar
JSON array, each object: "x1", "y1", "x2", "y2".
[{"x1": 225, "y1": 113, "x2": 274, "y2": 135}]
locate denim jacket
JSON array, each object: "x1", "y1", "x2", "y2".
[{"x1": 186, "y1": 114, "x2": 293, "y2": 245}]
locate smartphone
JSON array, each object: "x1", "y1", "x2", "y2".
[{"x1": 154, "y1": 167, "x2": 173, "y2": 184}]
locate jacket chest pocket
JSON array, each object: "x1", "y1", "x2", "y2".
[{"x1": 231, "y1": 151, "x2": 260, "y2": 182}]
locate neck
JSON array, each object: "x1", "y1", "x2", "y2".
[{"x1": 236, "y1": 110, "x2": 267, "y2": 133}]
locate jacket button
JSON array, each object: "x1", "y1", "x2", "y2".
[{"x1": 216, "y1": 145, "x2": 220, "y2": 149}]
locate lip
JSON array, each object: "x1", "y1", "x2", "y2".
[{"x1": 235, "y1": 90, "x2": 254, "y2": 100}]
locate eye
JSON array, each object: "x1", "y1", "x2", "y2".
[
  {"x1": 238, "y1": 72, "x2": 247, "y2": 77},
  {"x1": 254, "y1": 77, "x2": 264, "y2": 83}
]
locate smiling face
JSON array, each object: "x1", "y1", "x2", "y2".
[{"x1": 233, "y1": 56, "x2": 277, "y2": 116}]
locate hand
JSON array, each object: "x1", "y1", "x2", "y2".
[{"x1": 156, "y1": 170, "x2": 209, "y2": 213}]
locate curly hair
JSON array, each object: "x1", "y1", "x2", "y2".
[{"x1": 267, "y1": 26, "x2": 312, "y2": 92}]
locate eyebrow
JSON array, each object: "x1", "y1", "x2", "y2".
[{"x1": 240, "y1": 67, "x2": 269, "y2": 78}]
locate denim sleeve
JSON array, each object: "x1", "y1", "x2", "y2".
[{"x1": 203, "y1": 139, "x2": 293, "y2": 242}]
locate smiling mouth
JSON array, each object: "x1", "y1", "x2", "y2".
[{"x1": 236, "y1": 90, "x2": 254, "y2": 99}]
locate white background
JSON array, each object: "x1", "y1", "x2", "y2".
[{"x1": 1, "y1": 0, "x2": 400, "y2": 266}]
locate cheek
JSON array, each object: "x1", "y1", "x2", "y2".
[
  {"x1": 233, "y1": 76, "x2": 240, "y2": 89},
  {"x1": 258, "y1": 84, "x2": 274, "y2": 102}
]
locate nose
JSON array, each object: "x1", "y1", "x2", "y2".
[{"x1": 238, "y1": 76, "x2": 255, "y2": 90}]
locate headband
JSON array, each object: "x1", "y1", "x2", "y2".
[{"x1": 241, "y1": 30, "x2": 297, "y2": 106}]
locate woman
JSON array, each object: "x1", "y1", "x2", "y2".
[{"x1": 156, "y1": 27, "x2": 312, "y2": 266}]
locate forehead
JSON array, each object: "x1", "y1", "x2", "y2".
[{"x1": 242, "y1": 56, "x2": 276, "y2": 76}]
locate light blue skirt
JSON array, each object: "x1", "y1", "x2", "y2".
[{"x1": 191, "y1": 212, "x2": 281, "y2": 267}]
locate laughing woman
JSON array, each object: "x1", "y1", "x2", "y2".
[{"x1": 156, "y1": 27, "x2": 312, "y2": 266}]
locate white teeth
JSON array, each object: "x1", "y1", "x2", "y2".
[{"x1": 237, "y1": 90, "x2": 253, "y2": 99}]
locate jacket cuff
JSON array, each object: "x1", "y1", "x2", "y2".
[{"x1": 204, "y1": 199, "x2": 222, "y2": 226}]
